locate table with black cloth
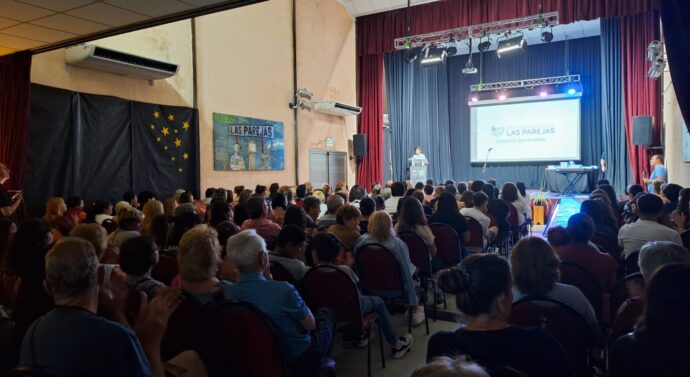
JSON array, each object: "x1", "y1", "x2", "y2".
[{"x1": 542, "y1": 167, "x2": 597, "y2": 194}]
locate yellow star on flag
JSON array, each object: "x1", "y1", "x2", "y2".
[
  {"x1": 182, "y1": 121, "x2": 190, "y2": 131},
  {"x1": 167, "y1": 114, "x2": 175, "y2": 121},
  {"x1": 171, "y1": 156, "x2": 176, "y2": 162},
  {"x1": 178, "y1": 168, "x2": 183, "y2": 173},
  {"x1": 156, "y1": 137, "x2": 161, "y2": 142},
  {"x1": 164, "y1": 145, "x2": 168, "y2": 151},
  {"x1": 183, "y1": 153, "x2": 189, "y2": 160},
  {"x1": 150, "y1": 124, "x2": 155, "y2": 130},
  {"x1": 162, "y1": 127, "x2": 170, "y2": 136},
  {"x1": 174, "y1": 129, "x2": 178, "y2": 134},
  {"x1": 174, "y1": 138, "x2": 182, "y2": 147},
  {"x1": 153, "y1": 111, "x2": 160, "y2": 119}
]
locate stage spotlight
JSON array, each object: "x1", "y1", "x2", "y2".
[
  {"x1": 404, "y1": 48, "x2": 418, "y2": 64},
  {"x1": 420, "y1": 46, "x2": 448, "y2": 67},
  {"x1": 446, "y1": 38, "x2": 458, "y2": 56},
  {"x1": 497, "y1": 35, "x2": 526, "y2": 58},
  {"x1": 541, "y1": 30, "x2": 553, "y2": 43},
  {"x1": 567, "y1": 88, "x2": 577, "y2": 95},
  {"x1": 539, "y1": 91, "x2": 548, "y2": 97},
  {"x1": 478, "y1": 39, "x2": 491, "y2": 52},
  {"x1": 498, "y1": 93, "x2": 507, "y2": 100},
  {"x1": 471, "y1": 96, "x2": 479, "y2": 103}
]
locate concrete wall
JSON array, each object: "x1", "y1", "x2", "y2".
[
  {"x1": 663, "y1": 67, "x2": 690, "y2": 187},
  {"x1": 31, "y1": 19, "x2": 194, "y2": 107}
]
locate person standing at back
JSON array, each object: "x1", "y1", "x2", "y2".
[{"x1": 643, "y1": 154, "x2": 667, "y2": 193}]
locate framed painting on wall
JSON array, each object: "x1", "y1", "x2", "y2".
[{"x1": 213, "y1": 113, "x2": 285, "y2": 171}]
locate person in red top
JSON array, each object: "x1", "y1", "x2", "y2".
[
  {"x1": 240, "y1": 196, "x2": 281, "y2": 250},
  {"x1": 65, "y1": 196, "x2": 87, "y2": 224},
  {"x1": 554, "y1": 213, "x2": 619, "y2": 290}
]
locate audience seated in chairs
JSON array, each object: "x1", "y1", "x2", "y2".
[
  {"x1": 268, "y1": 224, "x2": 307, "y2": 282},
  {"x1": 328, "y1": 204, "x2": 362, "y2": 252},
  {"x1": 226, "y1": 229, "x2": 336, "y2": 377},
  {"x1": 165, "y1": 211, "x2": 201, "y2": 255},
  {"x1": 269, "y1": 193, "x2": 288, "y2": 227},
  {"x1": 396, "y1": 197, "x2": 437, "y2": 256},
  {"x1": 107, "y1": 206, "x2": 143, "y2": 248},
  {"x1": 671, "y1": 187, "x2": 690, "y2": 233},
  {"x1": 70, "y1": 223, "x2": 121, "y2": 280},
  {"x1": 554, "y1": 213, "x2": 618, "y2": 290},
  {"x1": 429, "y1": 193, "x2": 470, "y2": 246},
  {"x1": 618, "y1": 194, "x2": 682, "y2": 260},
  {"x1": 385, "y1": 182, "x2": 406, "y2": 214},
  {"x1": 580, "y1": 199, "x2": 618, "y2": 245},
  {"x1": 310, "y1": 232, "x2": 413, "y2": 358},
  {"x1": 317, "y1": 194, "x2": 343, "y2": 228},
  {"x1": 510, "y1": 237, "x2": 601, "y2": 341},
  {"x1": 460, "y1": 192, "x2": 497, "y2": 245},
  {"x1": 355, "y1": 211, "x2": 424, "y2": 326},
  {"x1": 359, "y1": 197, "x2": 376, "y2": 232},
  {"x1": 611, "y1": 264, "x2": 690, "y2": 377},
  {"x1": 119, "y1": 235, "x2": 166, "y2": 298},
  {"x1": 17, "y1": 237, "x2": 208, "y2": 377},
  {"x1": 501, "y1": 183, "x2": 531, "y2": 226},
  {"x1": 427, "y1": 254, "x2": 573, "y2": 377},
  {"x1": 239, "y1": 196, "x2": 281, "y2": 250}
]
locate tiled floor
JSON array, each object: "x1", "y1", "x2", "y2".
[{"x1": 333, "y1": 296, "x2": 464, "y2": 377}]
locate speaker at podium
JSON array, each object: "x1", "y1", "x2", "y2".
[{"x1": 409, "y1": 146, "x2": 429, "y2": 184}]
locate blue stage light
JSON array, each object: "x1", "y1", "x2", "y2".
[{"x1": 567, "y1": 88, "x2": 577, "y2": 95}]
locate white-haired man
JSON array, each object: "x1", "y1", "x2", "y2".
[{"x1": 226, "y1": 229, "x2": 335, "y2": 376}]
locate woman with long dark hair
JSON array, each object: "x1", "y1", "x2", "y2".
[
  {"x1": 672, "y1": 188, "x2": 690, "y2": 232},
  {"x1": 396, "y1": 196, "x2": 436, "y2": 256},
  {"x1": 429, "y1": 193, "x2": 470, "y2": 244}
]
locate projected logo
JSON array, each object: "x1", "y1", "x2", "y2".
[{"x1": 490, "y1": 126, "x2": 505, "y2": 138}]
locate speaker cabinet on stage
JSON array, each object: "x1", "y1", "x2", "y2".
[
  {"x1": 632, "y1": 116, "x2": 653, "y2": 146},
  {"x1": 353, "y1": 134, "x2": 367, "y2": 157}
]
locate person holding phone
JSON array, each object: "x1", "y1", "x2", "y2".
[{"x1": 0, "y1": 163, "x2": 22, "y2": 219}]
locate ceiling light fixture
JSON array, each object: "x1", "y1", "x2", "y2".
[
  {"x1": 478, "y1": 38, "x2": 492, "y2": 52},
  {"x1": 496, "y1": 34, "x2": 526, "y2": 58},
  {"x1": 420, "y1": 46, "x2": 448, "y2": 66}
]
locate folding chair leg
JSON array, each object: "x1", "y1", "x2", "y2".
[
  {"x1": 423, "y1": 300, "x2": 429, "y2": 335},
  {"x1": 408, "y1": 307, "x2": 412, "y2": 334},
  {"x1": 432, "y1": 279, "x2": 438, "y2": 322},
  {"x1": 367, "y1": 326, "x2": 372, "y2": 377},
  {"x1": 378, "y1": 318, "x2": 385, "y2": 369}
]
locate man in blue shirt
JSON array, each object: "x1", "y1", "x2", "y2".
[
  {"x1": 226, "y1": 229, "x2": 335, "y2": 376},
  {"x1": 643, "y1": 154, "x2": 667, "y2": 193}
]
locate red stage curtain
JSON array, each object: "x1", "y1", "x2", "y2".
[
  {"x1": 356, "y1": 54, "x2": 383, "y2": 189},
  {"x1": 355, "y1": 0, "x2": 659, "y2": 186},
  {"x1": 661, "y1": 0, "x2": 690, "y2": 136},
  {"x1": 0, "y1": 51, "x2": 32, "y2": 190},
  {"x1": 621, "y1": 11, "x2": 660, "y2": 185}
]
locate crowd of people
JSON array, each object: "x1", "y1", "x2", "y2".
[{"x1": 1, "y1": 158, "x2": 690, "y2": 376}]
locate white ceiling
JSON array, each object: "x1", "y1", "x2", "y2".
[
  {"x1": 0, "y1": 0, "x2": 248, "y2": 56},
  {"x1": 446, "y1": 18, "x2": 601, "y2": 56},
  {"x1": 337, "y1": 0, "x2": 440, "y2": 18}
]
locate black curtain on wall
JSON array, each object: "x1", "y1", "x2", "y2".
[
  {"x1": 385, "y1": 36, "x2": 603, "y2": 189},
  {"x1": 600, "y1": 18, "x2": 632, "y2": 194},
  {"x1": 24, "y1": 84, "x2": 199, "y2": 217}
]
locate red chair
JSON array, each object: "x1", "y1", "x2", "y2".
[
  {"x1": 151, "y1": 253, "x2": 178, "y2": 286},
  {"x1": 101, "y1": 219, "x2": 118, "y2": 234},
  {"x1": 592, "y1": 232, "x2": 621, "y2": 261},
  {"x1": 216, "y1": 300, "x2": 286, "y2": 377},
  {"x1": 398, "y1": 231, "x2": 444, "y2": 319},
  {"x1": 682, "y1": 229, "x2": 690, "y2": 250},
  {"x1": 464, "y1": 216, "x2": 484, "y2": 252},
  {"x1": 430, "y1": 223, "x2": 462, "y2": 267},
  {"x1": 270, "y1": 260, "x2": 298, "y2": 287},
  {"x1": 508, "y1": 295, "x2": 594, "y2": 377},
  {"x1": 609, "y1": 272, "x2": 645, "y2": 316},
  {"x1": 355, "y1": 243, "x2": 428, "y2": 334},
  {"x1": 302, "y1": 265, "x2": 384, "y2": 377},
  {"x1": 559, "y1": 261, "x2": 608, "y2": 323}
]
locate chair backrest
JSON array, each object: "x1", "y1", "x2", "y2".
[
  {"x1": 610, "y1": 296, "x2": 644, "y2": 342},
  {"x1": 609, "y1": 272, "x2": 645, "y2": 316},
  {"x1": 623, "y1": 251, "x2": 641, "y2": 276},
  {"x1": 269, "y1": 260, "x2": 298, "y2": 287},
  {"x1": 430, "y1": 223, "x2": 462, "y2": 265},
  {"x1": 464, "y1": 216, "x2": 484, "y2": 249},
  {"x1": 216, "y1": 300, "x2": 285, "y2": 377},
  {"x1": 355, "y1": 243, "x2": 405, "y2": 297},
  {"x1": 506, "y1": 203, "x2": 519, "y2": 226},
  {"x1": 559, "y1": 261, "x2": 605, "y2": 320},
  {"x1": 508, "y1": 295, "x2": 593, "y2": 377},
  {"x1": 592, "y1": 232, "x2": 621, "y2": 260},
  {"x1": 101, "y1": 219, "x2": 118, "y2": 234},
  {"x1": 682, "y1": 229, "x2": 690, "y2": 251},
  {"x1": 151, "y1": 253, "x2": 178, "y2": 286},
  {"x1": 302, "y1": 265, "x2": 364, "y2": 333},
  {"x1": 397, "y1": 231, "x2": 432, "y2": 277}
]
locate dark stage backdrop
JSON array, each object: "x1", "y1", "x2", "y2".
[
  {"x1": 24, "y1": 84, "x2": 199, "y2": 218},
  {"x1": 385, "y1": 36, "x2": 603, "y2": 189}
]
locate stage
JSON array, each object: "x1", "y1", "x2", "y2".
[{"x1": 524, "y1": 190, "x2": 590, "y2": 238}]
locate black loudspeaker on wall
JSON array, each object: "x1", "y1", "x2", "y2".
[
  {"x1": 353, "y1": 134, "x2": 367, "y2": 157},
  {"x1": 632, "y1": 115, "x2": 653, "y2": 146}
]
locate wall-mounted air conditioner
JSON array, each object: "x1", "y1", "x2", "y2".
[
  {"x1": 64, "y1": 44, "x2": 178, "y2": 80},
  {"x1": 313, "y1": 101, "x2": 362, "y2": 117}
]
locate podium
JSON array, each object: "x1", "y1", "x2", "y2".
[{"x1": 409, "y1": 154, "x2": 428, "y2": 184}]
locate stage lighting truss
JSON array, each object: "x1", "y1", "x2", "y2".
[
  {"x1": 469, "y1": 74, "x2": 580, "y2": 93},
  {"x1": 394, "y1": 12, "x2": 559, "y2": 51}
]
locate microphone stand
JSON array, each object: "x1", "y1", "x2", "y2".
[{"x1": 482, "y1": 148, "x2": 492, "y2": 180}]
